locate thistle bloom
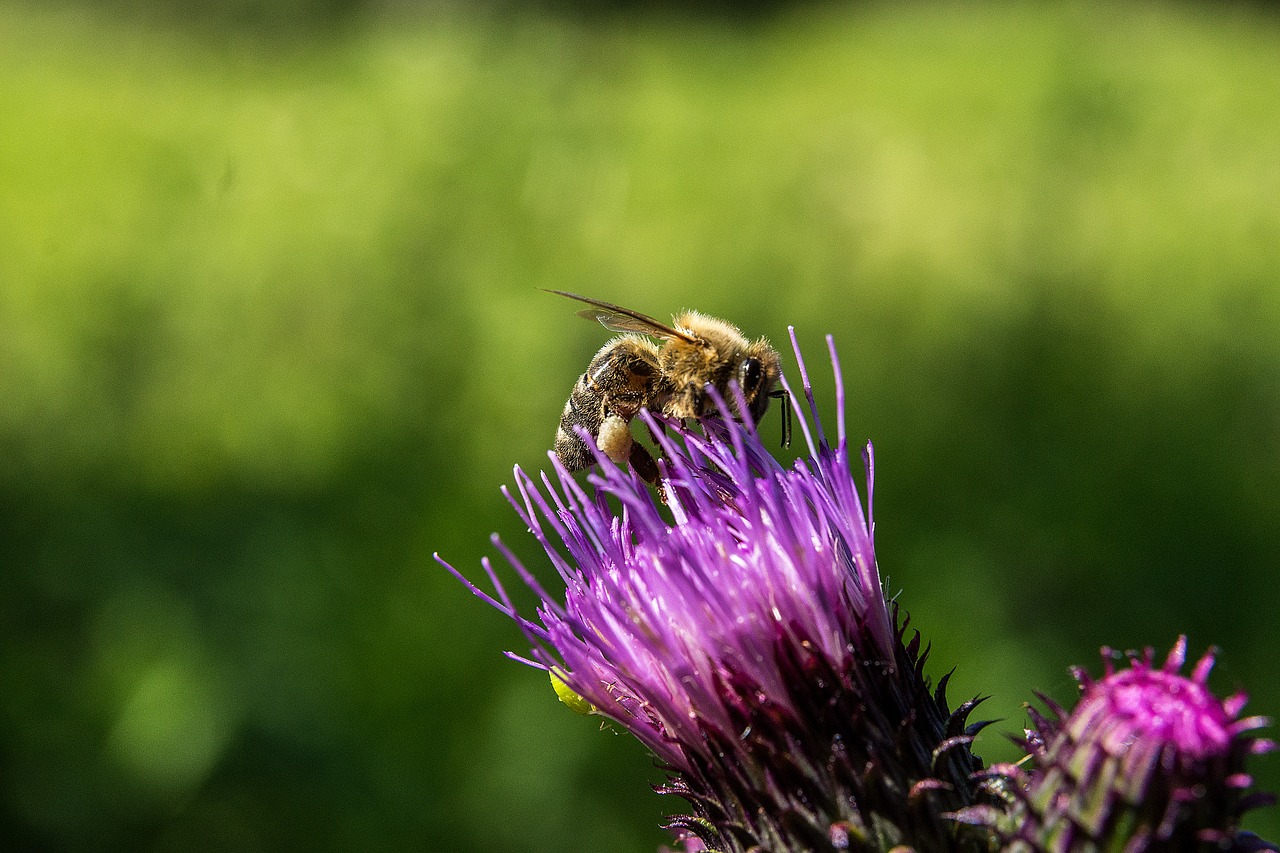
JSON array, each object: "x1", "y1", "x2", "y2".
[
  {"x1": 440, "y1": 335, "x2": 992, "y2": 852},
  {"x1": 957, "y1": 638, "x2": 1277, "y2": 851},
  {"x1": 439, "y1": 334, "x2": 1275, "y2": 852}
]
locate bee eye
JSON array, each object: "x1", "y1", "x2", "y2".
[{"x1": 738, "y1": 357, "x2": 763, "y2": 396}]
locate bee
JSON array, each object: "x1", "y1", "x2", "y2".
[{"x1": 548, "y1": 289, "x2": 790, "y2": 482}]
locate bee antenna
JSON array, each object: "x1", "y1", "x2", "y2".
[{"x1": 769, "y1": 389, "x2": 792, "y2": 449}]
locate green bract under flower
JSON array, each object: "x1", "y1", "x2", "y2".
[{"x1": 440, "y1": 334, "x2": 994, "y2": 852}]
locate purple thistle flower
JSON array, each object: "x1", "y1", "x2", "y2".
[
  {"x1": 956, "y1": 638, "x2": 1277, "y2": 852},
  {"x1": 439, "y1": 334, "x2": 993, "y2": 852}
]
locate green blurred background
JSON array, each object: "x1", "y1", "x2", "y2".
[{"x1": 3, "y1": 0, "x2": 1278, "y2": 849}]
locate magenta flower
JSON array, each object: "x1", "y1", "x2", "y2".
[
  {"x1": 440, "y1": 333, "x2": 1275, "y2": 852},
  {"x1": 440, "y1": 335, "x2": 992, "y2": 852},
  {"x1": 957, "y1": 638, "x2": 1277, "y2": 851}
]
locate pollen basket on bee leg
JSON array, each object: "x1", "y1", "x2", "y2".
[{"x1": 597, "y1": 414, "x2": 633, "y2": 464}]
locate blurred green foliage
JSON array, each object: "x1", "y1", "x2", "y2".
[{"x1": 2, "y1": 1, "x2": 1278, "y2": 850}]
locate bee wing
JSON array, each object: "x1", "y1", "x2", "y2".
[{"x1": 544, "y1": 289, "x2": 697, "y2": 343}]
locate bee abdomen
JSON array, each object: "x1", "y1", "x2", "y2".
[{"x1": 554, "y1": 374, "x2": 604, "y2": 471}]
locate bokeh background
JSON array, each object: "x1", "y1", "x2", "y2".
[{"x1": 3, "y1": 0, "x2": 1279, "y2": 849}]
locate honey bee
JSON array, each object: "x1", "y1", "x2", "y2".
[{"x1": 548, "y1": 289, "x2": 790, "y2": 481}]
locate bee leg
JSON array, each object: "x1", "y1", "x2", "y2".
[
  {"x1": 768, "y1": 388, "x2": 792, "y2": 448},
  {"x1": 596, "y1": 414, "x2": 633, "y2": 465},
  {"x1": 627, "y1": 435, "x2": 660, "y2": 489}
]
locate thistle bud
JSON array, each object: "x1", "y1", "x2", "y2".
[{"x1": 957, "y1": 638, "x2": 1276, "y2": 851}]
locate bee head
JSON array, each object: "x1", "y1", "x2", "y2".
[
  {"x1": 669, "y1": 313, "x2": 782, "y2": 426},
  {"x1": 738, "y1": 356, "x2": 768, "y2": 420},
  {"x1": 738, "y1": 340, "x2": 782, "y2": 424}
]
